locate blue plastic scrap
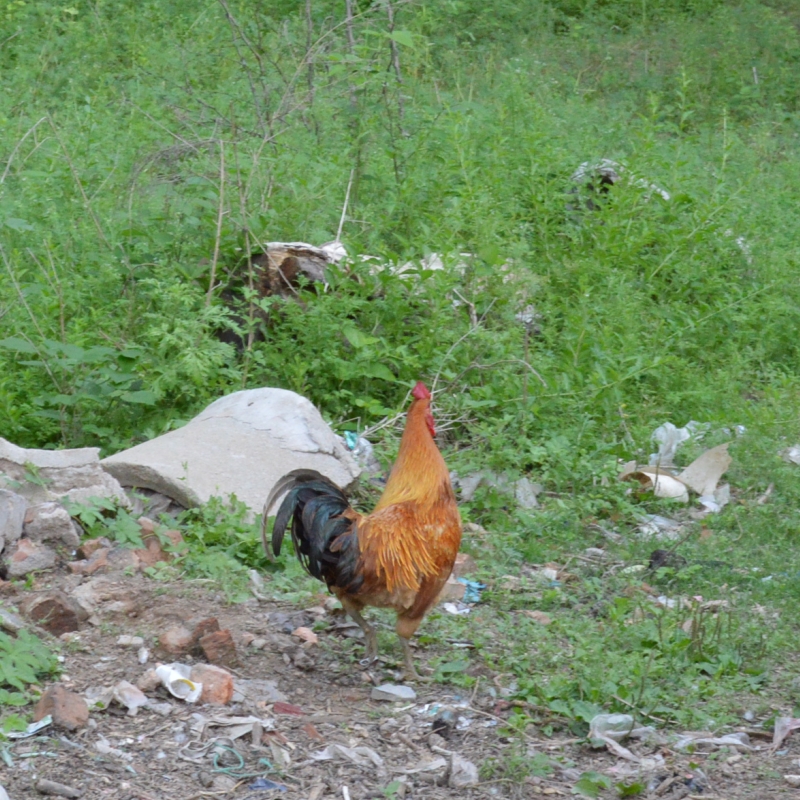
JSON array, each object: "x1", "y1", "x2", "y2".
[
  {"x1": 344, "y1": 431, "x2": 358, "y2": 450},
  {"x1": 456, "y1": 578, "x2": 486, "y2": 604},
  {"x1": 248, "y1": 778, "x2": 287, "y2": 792}
]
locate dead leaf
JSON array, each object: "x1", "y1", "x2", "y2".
[
  {"x1": 273, "y1": 702, "x2": 305, "y2": 716},
  {"x1": 678, "y1": 443, "x2": 731, "y2": 496},
  {"x1": 302, "y1": 722, "x2": 324, "y2": 741}
]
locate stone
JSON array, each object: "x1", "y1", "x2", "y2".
[
  {"x1": 101, "y1": 388, "x2": 360, "y2": 515},
  {"x1": 33, "y1": 780, "x2": 82, "y2": 799},
  {"x1": 76, "y1": 537, "x2": 111, "y2": 559},
  {"x1": 132, "y1": 543, "x2": 165, "y2": 568},
  {"x1": 136, "y1": 669, "x2": 161, "y2": 692},
  {"x1": 23, "y1": 502, "x2": 80, "y2": 548},
  {"x1": 0, "y1": 436, "x2": 128, "y2": 506},
  {"x1": 5, "y1": 538, "x2": 57, "y2": 577},
  {"x1": 0, "y1": 489, "x2": 26, "y2": 553},
  {"x1": 20, "y1": 591, "x2": 83, "y2": 636},
  {"x1": 438, "y1": 575, "x2": 466, "y2": 603},
  {"x1": 0, "y1": 605, "x2": 25, "y2": 633},
  {"x1": 67, "y1": 548, "x2": 110, "y2": 575},
  {"x1": 190, "y1": 664, "x2": 234, "y2": 705},
  {"x1": 159, "y1": 625, "x2": 193, "y2": 656},
  {"x1": 34, "y1": 685, "x2": 89, "y2": 731},
  {"x1": 70, "y1": 577, "x2": 139, "y2": 618},
  {"x1": 117, "y1": 635, "x2": 144, "y2": 648},
  {"x1": 200, "y1": 629, "x2": 238, "y2": 667},
  {"x1": 191, "y1": 617, "x2": 221, "y2": 646},
  {"x1": 104, "y1": 547, "x2": 142, "y2": 572},
  {"x1": 371, "y1": 684, "x2": 417, "y2": 702},
  {"x1": 451, "y1": 553, "x2": 477, "y2": 578},
  {"x1": 449, "y1": 754, "x2": 479, "y2": 788}
]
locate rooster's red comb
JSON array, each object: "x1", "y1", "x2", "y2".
[{"x1": 411, "y1": 381, "x2": 431, "y2": 400}]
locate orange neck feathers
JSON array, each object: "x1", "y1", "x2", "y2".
[{"x1": 373, "y1": 395, "x2": 452, "y2": 511}]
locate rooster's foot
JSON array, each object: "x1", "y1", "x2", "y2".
[{"x1": 403, "y1": 664, "x2": 434, "y2": 683}]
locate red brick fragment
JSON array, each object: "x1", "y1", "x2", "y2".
[
  {"x1": 34, "y1": 685, "x2": 89, "y2": 731},
  {"x1": 199, "y1": 629, "x2": 238, "y2": 668}
]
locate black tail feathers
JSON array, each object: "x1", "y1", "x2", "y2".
[{"x1": 261, "y1": 469, "x2": 361, "y2": 590}]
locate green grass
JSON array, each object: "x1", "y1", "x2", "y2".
[{"x1": 1, "y1": 0, "x2": 800, "y2": 749}]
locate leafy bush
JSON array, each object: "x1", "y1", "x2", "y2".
[{"x1": 0, "y1": 630, "x2": 58, "y2": 708}]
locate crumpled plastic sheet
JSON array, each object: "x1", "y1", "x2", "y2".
[
  {"x1": 310, "y1": 743, "x2": 384, "y2": 770},
  {"x1": 672, "y1": 731, "x2": 753, "y2": 753},
  {"x1": 588, "y1": 713, "x2": 664, "y2": 771},
  {"x1": 772, "y1": 717, "x2": 800, "y2": 750}
]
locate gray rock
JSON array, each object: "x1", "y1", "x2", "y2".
[
  {"x1": 371, "y1": 684, "x2": 417, "y2": 702},
  {"x1": 0, "y1": 489, "x2": 26, "y2": 553},
  {"x1": 23, "y1": 502, "x2": 80, "y2": 548},
  {"x1": 0, "y1": 437, "x2": 128, "y2": 507},
  {"x1": 5, "y1": 539, "x2": 57, "y2": 577},
  {"x1": 102, "y1": 388, "x2": 360, "y2": 515},
  {"x1": 0, "y1": 605, "x2": 26, "y2": 633}
]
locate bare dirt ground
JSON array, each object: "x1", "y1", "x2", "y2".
[{"x1": 2, "y1": 569, "x2": 798, "y2": 800}]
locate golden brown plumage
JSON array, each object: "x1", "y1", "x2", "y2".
[{"x1": 263, "y1": 381, "x2": 461, "y2": 680}]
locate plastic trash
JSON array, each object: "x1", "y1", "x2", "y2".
[
  {"x1": 456, "y1": 578, "x2": 485, "y2": 603},
  {"x1": 7, "y1": 716, "x2": 52, "y2": 739},
  {"x1": 637, "y1": 514, "x2": 683, "y2": 541},
  {"x1": 155, "y1": 663, "x2": 202, "y2": 703},
  {"x1": 588, "y1": 714, "x2": 656, "y2": 743},
  {"x1": 650, "y1": 422, "x2": 693, "y2": 465},
  {"x1": 672, "y1": 731, "x2": 753, "y2": 752},
  {"x1": 310, "y1": 743, "x2": 384, "y2": 769},
  {"x1": 442, "y1": 602, "x2": 471, "y2": 615},
  {"x1": 249, "y1": 778, "x2": 287, "y2": 792},
  {"x1": 371, "y1": 684, "x2": 417, "y2": 702},
  {"x1": 773, "y1": 717, "x2": 800, "y2": 749}
]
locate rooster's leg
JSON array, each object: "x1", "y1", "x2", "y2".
[
  {"x1": 340, "y1": 598, "x2": 378, "y2": 665},
  {"x1": 399, "y1": 636, "x2": 433, "y2": 683}
]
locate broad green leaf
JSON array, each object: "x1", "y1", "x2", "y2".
[
  {"x1": 4, "y1": 217, "x2": 33, "y2": 231},
  {"x1": 0, "y1": 337, "x2": 38, "y2": 354},
  {"x1": 387, "y1": 30, "x2": 414, "y2": 47},
  {"x1": 120, "y1": 390, "x2": 157, "y2": 405},
  {"x1": 362, "y1": 362, "x2": 396, "y2": 381}
]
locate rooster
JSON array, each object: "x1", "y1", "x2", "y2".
[{"x1": 263, "y1": 381, "x2": 461, "y2": 681}]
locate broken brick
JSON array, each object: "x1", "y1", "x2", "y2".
[
  {"x1": 67, "y1": 547, "x2": 110, "y2": 576},
  {"x1": 190, "y1": 663, "x2": 234, "y2": 705},
  {"x1": 76, "y1": 537, "x2": 112, "y2": 560},
  {"x1": 451, "y1": 553, "x2": 477, "y2": 578},
  {"x1": 159, "y1": 624, "x2": 193, "y2": 656},
  {"x1": 199, "y1": 629, "x2": 238, "y2": 668},
  {"x1": 192, "y1": 617, "x2": 221, "y2": 646},
  {"x1": 34, "y1": 685, "x2": 89, "y2": 732},
  {"x1": 20, "y1": 591, "x2": 83, "y2": 636}
]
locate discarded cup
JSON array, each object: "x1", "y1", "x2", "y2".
[{"x1": 155, "y1": 663, "x2": 202, "y2": 703}]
